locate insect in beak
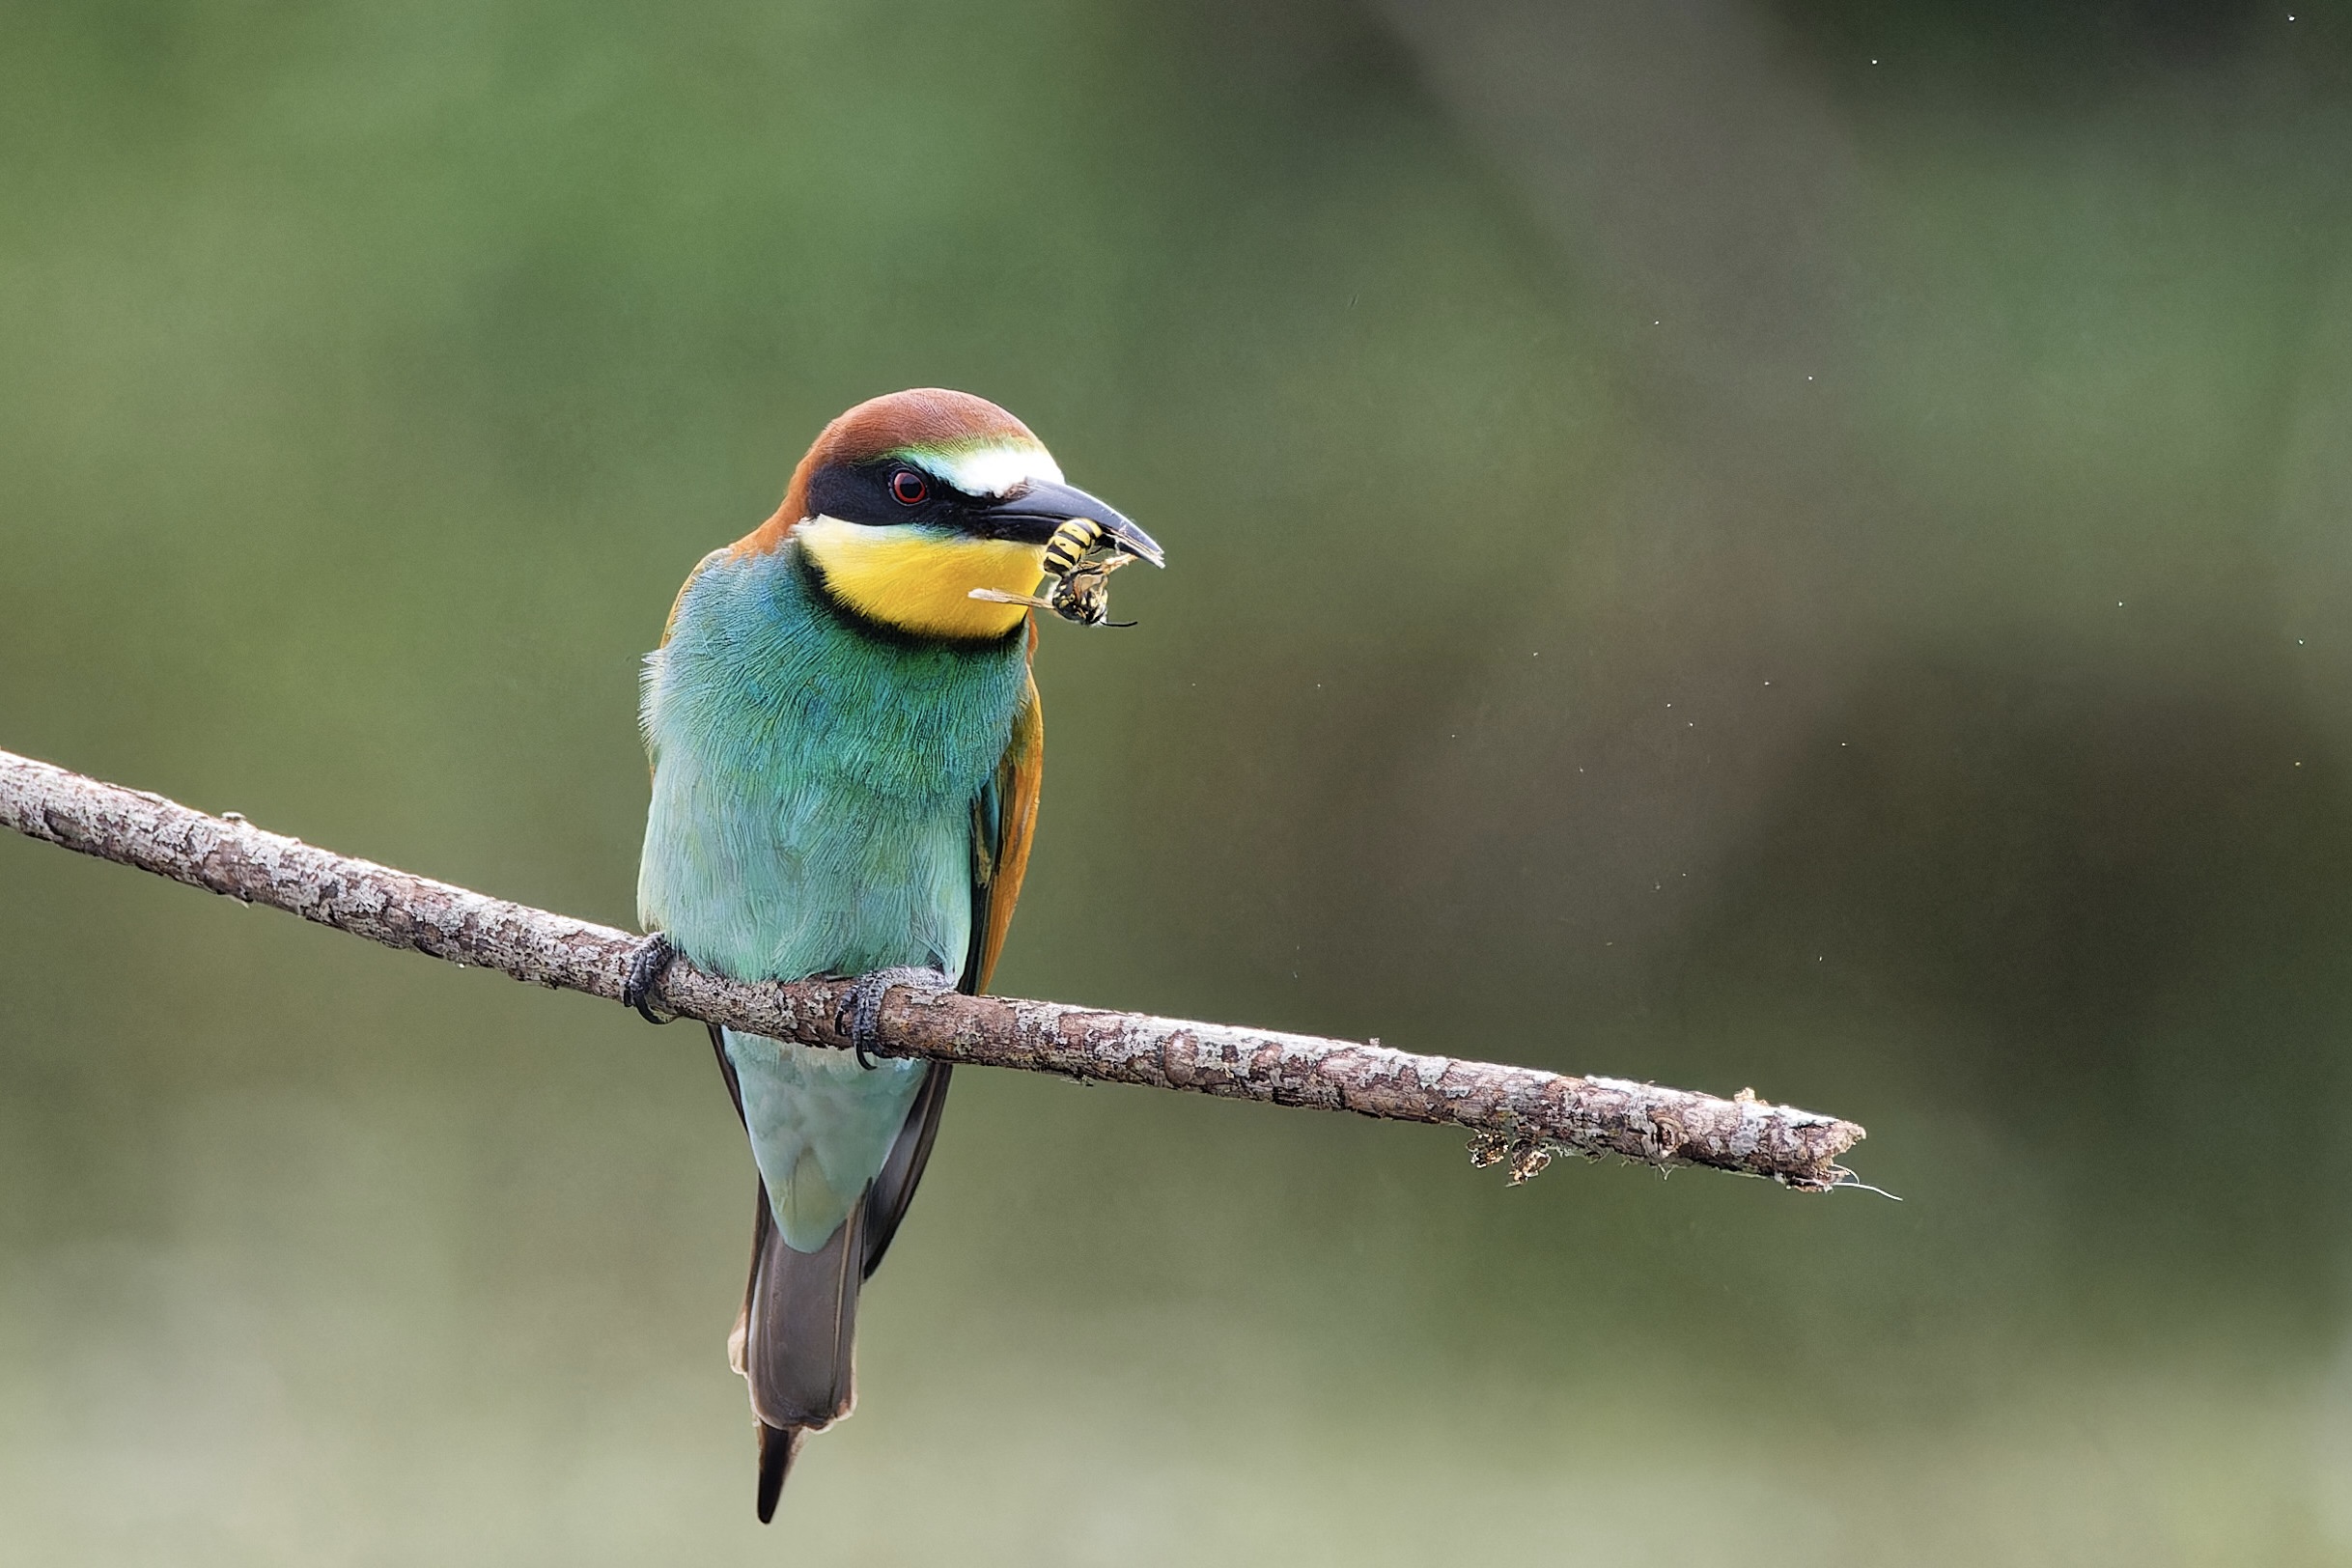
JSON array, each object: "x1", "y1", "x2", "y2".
[{"x1": 970, "y1": 518, "x2": 1147, "y2": 629}]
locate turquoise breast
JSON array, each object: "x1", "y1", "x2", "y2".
[{"x1": 636, "y1": 540, "x2": 1029, "y2": 1247}]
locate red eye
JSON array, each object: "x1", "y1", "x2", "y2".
[{"x1": 890, "y1": 469, "x2": 928, "y2": 505}]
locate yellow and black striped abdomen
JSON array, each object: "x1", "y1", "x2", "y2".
[{"x1": 1040, "y1": 518, "x2": 1105, "y2": 578}]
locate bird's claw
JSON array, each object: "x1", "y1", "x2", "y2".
[
  {"x1": 623, "y1": 933, "x2": 676, "y2": 1025},
  {"x1": 840, "y1": 966, "x2": 954, "y2": 1069}
]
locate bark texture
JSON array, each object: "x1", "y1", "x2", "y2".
[{"x1": 0, "y1": 746, "x2": 1867, "y2": 1190}]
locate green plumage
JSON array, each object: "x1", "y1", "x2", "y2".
[{"x1": 639, "y1": 541, "x2": 1028, "y2": 1249}]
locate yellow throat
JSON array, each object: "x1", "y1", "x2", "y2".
[{"x1": 795, "y1": 516, "x2": 1045, "y2": 639}]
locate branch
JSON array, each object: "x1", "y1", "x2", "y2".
[{"x1": 0, "y1": 746, "x2": 1866, "y2": 1190}]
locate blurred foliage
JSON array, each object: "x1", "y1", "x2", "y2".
[{"x1": 4, "y1": 0, "x2": 2352, "y2": 1561}]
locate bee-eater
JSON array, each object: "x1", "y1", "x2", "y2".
[{"x1": 630, "y1": 389, "x2": 1161, "y2": 1520}]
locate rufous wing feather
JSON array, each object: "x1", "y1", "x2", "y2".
[{"x1": 970, "y1": 661, "x2": 1043, "y2": 997}]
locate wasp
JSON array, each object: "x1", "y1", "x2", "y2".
[
  {"x1": 1040, "y1": 515, "x2": 1108, "y2": 577},
  {"x1": 970, "y1": 517, "x2": 1142, "y2": 629}
]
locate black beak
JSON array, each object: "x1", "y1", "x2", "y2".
[{"x1": 984, "y1": 480, "x2": 1164, "y2": 567}]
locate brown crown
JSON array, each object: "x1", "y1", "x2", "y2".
[{"x1": 722, "y1": 389, "x2": 1038, "y2": 558}]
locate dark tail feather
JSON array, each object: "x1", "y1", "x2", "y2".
[
  {"x1": 735, "y1": 1180, "x2": 864, "y2": 1520},
  {"x1": 755, "y1": 1422, "x2": 801, "y2": 1524},
  {"x1": 747, "y1": 1193, "x2": 863, "y2": 1423},
  {"x1": 862, "y1": 1063, "x2": 952, "y2": 1279},
  {"x1": 714, "y1": 1030, "x2": 943, "y2": 1522},
  {"x1": 708, "y1": 1024, "x2": 746, "y2": 1127}
]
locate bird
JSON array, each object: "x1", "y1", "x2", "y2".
[{"x1": 629, "y1": 388, "x2": 1162, "y2": 1521}]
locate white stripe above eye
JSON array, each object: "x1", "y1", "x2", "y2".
[{"x1": 912, "y1": 440, "x2": 1064, "y2": 499}]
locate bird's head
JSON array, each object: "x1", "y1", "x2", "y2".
[{"x1": 736, "y1": 388, "x2": 1161, "y2": 641}]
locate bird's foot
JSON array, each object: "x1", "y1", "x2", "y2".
[
  {"x1": 623, "y1": 933, "x2": 677, "y2": 1025},
  {"x1": 839, "y1": 966, "x2": 955, "y2": 1069}
]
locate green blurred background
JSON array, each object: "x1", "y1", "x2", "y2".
[{"x1": 5, "y1": 0, "x2": 2352, "y2": 1560}]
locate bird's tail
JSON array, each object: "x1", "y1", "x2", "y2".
[
  {"x1": 754, "y1": 1421, "x2": 805, "y2": 1522},
  {"x1": 730, "y1": 1178, "x2": 863, "y2": 1524}
]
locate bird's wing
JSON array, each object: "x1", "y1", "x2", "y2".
[
  {"x1": 966, "y1": 657, "x2": 1045, "y2": 998},
  {"x1": 858, "y1": 638, "x2": 1044, "y2": 1278}
]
